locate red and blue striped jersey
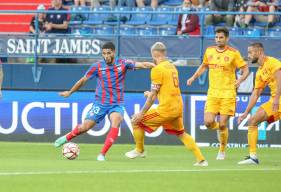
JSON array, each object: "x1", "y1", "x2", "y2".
[{"x1": 85, "y1": 58, "x2": 136, "y2": 105}]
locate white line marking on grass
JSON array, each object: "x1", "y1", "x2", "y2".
[{"x1": 0, "y1": 168, "x2": 281, "y2": 176}]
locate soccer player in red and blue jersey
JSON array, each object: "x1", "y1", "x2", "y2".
[{"x1": 54, "y1": 42, "x2": 155, "y2": 161}]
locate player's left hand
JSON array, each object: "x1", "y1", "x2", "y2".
[
  {"x1": 131, "y1": 113, "x2": 144, "y2": 125},
  {"x1": 272, "y1": 98, "x2": 279, "y2": 112}
]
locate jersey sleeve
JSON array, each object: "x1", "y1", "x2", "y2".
[
  {"x1": 270, "y1": 59, "x2": 281, "y2": 74},
  {"x1": 85, "y1": 63, "x2": 98, "y2": 80},
  {"x1": 202, "y1": 49, "x2": 209, "y2": 65},
  {"x1": 123, "y1": 59, "x2": 136, "y2": 70},
  {"x1": 254, "y1": 72, "x2": 266, "y2": 90},
  {"x1": 234, "y1": 51, "x2": 247, "y2": 68},
  {"x1": 151, "y1": 67, "x2": 163, "y2": 85}
]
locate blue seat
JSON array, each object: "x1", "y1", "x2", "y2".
[
  {"x1": 94, "y1": 25, "x2": 114, "y2": 35},
  {"x1": 71, "y1": 26, "x2": 93, "y2": 35},
  {"x1": 147, "y1": 7, "x2": 173, "y2": 25},
  {"x1": 254, "y1": 22, "x2": 267, "y2": 27},
  {"x1": 119, "y1": 25, "x2": 137, "y2": 35},
  {"x1": 163, "y1": 0, "x2": 183, "y2": 6},
  {"x1": 243, "y1": 28, "x2": 262, "y2": 37},
  {"x1": 204, "y1": 25, "x2": 215, "y2": 37},
  {"x1": 265, "y1": 28, "x2": 281, "y2": 37},
  {"x1": 159, "y1": 25, "x2": 177, "y2": 36},
  {"x1": 137, "y1": 26, "x2": 158, "y2": 36},
  {"x1": 126, "y1": 7, "x2": 152, "y2": 25},
  {"x1": 70, "y1": 6, "x2": 89, "y2": 24},
  {"x1": 104, "y1": 6, "x2": 131, "y2": 25},
  {"x1": 229, "y1": 27, "x2": 242, "y2": 36},
  {"x1": 84, "y1": 7, "x2": 112, "y2": 25}
]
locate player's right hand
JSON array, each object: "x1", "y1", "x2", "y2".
[
  {"x1": 144, "y1": 91, "x2": 150, "y2": 98},
  {"x1": 187, "y1": 77, "x2": 194, "y2": 86},
  {"x1": 59, "y1": 91, "x2": 71, "y2": 98},
  {"x1": 238, "y1": 113, "x2": 248, "y2": 125}
]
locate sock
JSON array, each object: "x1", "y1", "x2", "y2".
[
  {"x1": 100, "y1": 127, "x2": 119, "y2": 155},
  {"x1": 209, "y1": 122, "x2": 219, "y2": 130},
  {"x1": 219, "y1": 128, "x2": 228, "y2": 152},
  {"x1": 133, "y1": 125, "x2": 145, "y2": 153},
  {"x1": 66, "y1": 125, "x2": 81, "y2": 141},
  {"x1": 179, "y1": 132, "x2": 205, "y2": 161},
  {"x1": 248, "y1": 125, "x2": 258, "y2": 158}
]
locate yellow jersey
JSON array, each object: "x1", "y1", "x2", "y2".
[
  {"x1": 203, "y1": 46, "x2": 247, "y2": 98},
  {"x1": 255, "y1": 56, "x2": 281, "y2": 101},
  {"x1": 151, "y1": 60, "x2": 183, "y2": 117}
]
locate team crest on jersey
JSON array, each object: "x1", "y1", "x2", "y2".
[
  {"x1": 224, "y1": 56, "x2": 230, "y2": 62},
  {"x1": 57, "y1": 14, "x2": 61, "y2": 19}
]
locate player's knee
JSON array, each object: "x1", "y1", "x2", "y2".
[
  {"x1": 248, "y1": 117, "x2": 259, "y2": 126},
  {"x1": 204, "y1": 119, "x2": 214, "y2": 128},
  {"x1": 219, "y1": 124, "x2": 227, "y2": 131}
]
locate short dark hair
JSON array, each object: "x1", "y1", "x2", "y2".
[
  {"x1": 249, "y1": 42, "x2": 264, "y2": 50},
  {"x1": 215, "y1": 27, "x2": 229, "y2": 37},
  {"x1": 102, "y1": 42, "x2": 115, "y2": 50}
]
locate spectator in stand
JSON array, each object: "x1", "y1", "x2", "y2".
[
  {"x1": 75, "y1": 0, "x2": 86, "y2": 6},
  {"x1": 177, "y1": 0, "x2": 200, "y2": 36},
  {"x1": 205, "y1": 0, "x2": 235, "y2": 27},
  {"x1": 29, "y1": 4, "x2": 47, "y2": 34},
  {"x1": 118, "y1": 0, "x2": 136, "y2": 7},
  {"x1": 136, "y1": 0, "x2": 166, "y2": 8},
  {"x1": 45, "y1": 0, "x2": 69, "y2": 34},
  {"x1": 234, "y1": 0, "x2": 249, "y2": 27},
  {"x1": 242, "y1": 0, "x2": 279, "y2": 28},
  {"x1": 91, "y1": 0, "x2": 117, "y2": 8},
  {"x1": 191, "y1": 0, "x2": 210, "y2": 9}
]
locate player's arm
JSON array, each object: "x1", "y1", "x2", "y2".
[
  {"x1": 238, "y1": 88, "x2": 263, "y2": 124},
  {"x1": 187, "y1": 64, "x2": 208, "y2": 86},
  {"x1": 135, "y1": 62, "x2": 156, "y2": 69},
  {"x1": 59, "y1": 76, "x2": 88, "y2": 98},
  {"x1": 235, "y1": 65, "x2": 250, "y2": 88},
  {"x1": 272, "y1": 70, "x2": 281, "y2": 112},
  {"x1": 131, "y1": 85, "x2": 159, "y2": 124}
]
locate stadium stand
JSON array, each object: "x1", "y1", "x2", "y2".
[{"x1": 0, "y1": 0, "x2": 51, "y2": 32}]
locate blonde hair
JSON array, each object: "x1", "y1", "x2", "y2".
[{"x1": 151, "y1": 42, "x2": 167, "y2": 52}]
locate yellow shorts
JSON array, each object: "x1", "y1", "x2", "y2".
[
  {"x1": 204, "y1": 97, "x2": 236, "y2": 116},
  {"x1": 136, "y1": 109, "x2": 185, "y2": 135},
  {"x1": 260, "y1": 101, "x2": 281, "y2": 123}
]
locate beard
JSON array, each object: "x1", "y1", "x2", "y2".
[{"x1": 251, "y1": 58, "x2": 258, "y2": 64}]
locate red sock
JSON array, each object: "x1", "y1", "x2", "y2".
[
  {"x1": 66, "y1": 125, "x2": 81, "y2": 141},
  {"x1": 100, "y1": 127, "x2": 119, "y2": 155}
]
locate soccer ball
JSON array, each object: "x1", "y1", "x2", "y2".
[{"x1": 62, "y1": 142, "x2": 80, "y2": 160}]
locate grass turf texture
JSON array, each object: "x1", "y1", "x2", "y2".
[{"x1": 0, "y1": 142, "x2": 280, "y2": 192}]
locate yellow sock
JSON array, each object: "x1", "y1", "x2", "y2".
[
  {"x1": 219, "y1": 128, "x2": 228, "y2": 152},
  {"x1": 179, "y1": 132, "x2": 205, "y2": 161},
  {"x1": 133, "y1": 126, "x2": 145, "y2": 153},
  {"x1": 248, "y1": 125, "x2": 258, "y2": 156},
  {"x1": 209, "y1": 122, "x2": 219, "y2": 130}
]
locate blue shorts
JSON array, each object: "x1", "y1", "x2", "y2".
[{"x1": 85, "y1": 103, "x2": 125, "y2": 123}]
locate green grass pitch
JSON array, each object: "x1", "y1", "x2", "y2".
[{"x1": 0, "y1": 142, "x2": 280, "y2": 192}]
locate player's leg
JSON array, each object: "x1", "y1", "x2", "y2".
[
  {"x1": 238, "y1": 104, "x2": 270, "y2": 165},
  {"x1": 204, "y1": 97, "x2": 219, "y2": 130},
  {"x1": 125, "y1": 109, "x2": 161, "y2": 159},
  {"x1": 54, "y1": 103, "x2": 104, "y2": 147},
  {"x1": 216, "y1": 114, "x2": 229, "y2": 160},
  {"x1": 216, "y1": 97, "x2": 236, "y2": 160},
  {"x1": 164, "y1": 117, "x2": 207, "y2": 166},
  {"x1": 54, "y1": 120, "x2": 97, "y2": 147},
  {"x1": 97, "y1": 106, "x2": 124, "y2": 161}
]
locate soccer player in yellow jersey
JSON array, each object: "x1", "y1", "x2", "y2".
[
  {"x1": 238, "y1": 42, "x2": 281, "y2": 165},
  {"x1": 187, "y1": 27, "x2": 249, "y2": 160},
  {"x1": 125, "y1": 42, "x2": 208, "y2": 166}
]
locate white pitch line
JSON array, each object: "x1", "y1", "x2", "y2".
[{"x1": 0, "y1": 168, "x2": 281, "y2": 176}]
